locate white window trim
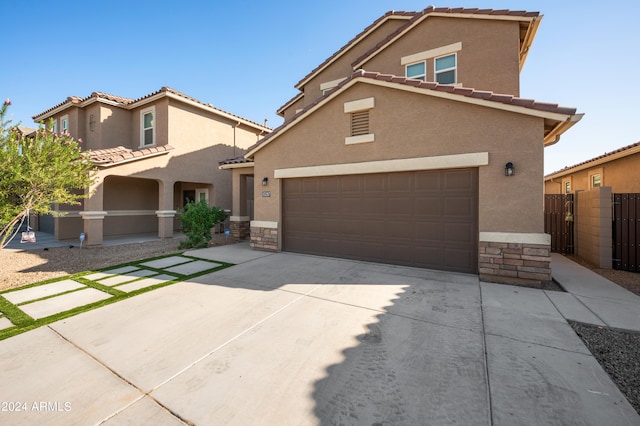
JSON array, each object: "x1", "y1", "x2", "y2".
[
  {"x1": 401, "y1": 42, "x2": 462, "y2": 65},
  {"x1": 434, "y1": 53, "x2": 457, "y2": 85},
  {"x1": 589, "y1": 171, "x2": 603, "y2": 189},
  {"x1": 196, "y1": 188, "x2": 209, "y2": 203},
  {"x1": 405, "y1": 61, "x2": 426, "y2": 81},
  {"x1": 140, "y1": 106, "x2": 156, "y2": 147},
  {"x1": 60, "y1": 115, "x2": 69, "y2": 133}
]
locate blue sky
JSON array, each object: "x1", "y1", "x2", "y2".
[{"x1": 2, "y1": 1, "x2": 638, "y2": 174}]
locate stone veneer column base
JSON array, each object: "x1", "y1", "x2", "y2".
[
  {"x1": 250, "y1": 223, "x2": 278, "y2": 251},
  {"x1": 230, "y1": 220, "x2": 250, "y2": 241},
  {"x1": 478, "y1": 239, "x2": 552, "y2": 288}
]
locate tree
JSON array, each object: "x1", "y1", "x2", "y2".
[
  {"x1": 0, "y1": 100, "x2": 95, "y2": 249},
  {"x1": 178, "y1": 199, "x2": 229, "y2": 249}
]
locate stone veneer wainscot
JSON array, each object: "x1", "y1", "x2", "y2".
[{"x1": 478, "y1": 240, "x2": 552, "y2": 288}]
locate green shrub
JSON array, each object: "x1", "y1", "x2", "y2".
[{"x1": 178, "y1": 200, "x2": 228, "y2": 249}]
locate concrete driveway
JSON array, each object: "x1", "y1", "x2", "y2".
[{"x1": 1, "y1": 244, "x2": 638, "y2": 425}]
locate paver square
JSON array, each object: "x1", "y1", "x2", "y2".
[
  {"x1": 140, "y1": 256, "x2": 193, "y2": 269},
  {"x1": 101, "y1": 265, "x2": 140, "y2": 275},
  {"x1": 164, "y1": 260, "x2": 222, "y2": 275},
  {"x1": 117, "y1": 274, "x2": 175, "y2": 293},
  {"x1": 83, "y1": 272, "x2": 112, "y2": 281},
  {"x1": 99, "y1": 269, "x2": 157, "y2": 286},
  {"x1": 0, "y1": 317, "x2": 13, "y2": 330},
  {"x1": 19, "y1": 288, "x2": 112, "y2": 320},
  {"x1": 2, "y1": 279, "x2": 86, "y2": 305}
]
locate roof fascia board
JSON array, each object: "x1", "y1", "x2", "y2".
[
  {"x1": 276, "y1": 92, "x2": 304, "y2": 115},
  {"x1": 295, "y1": 14, "x2": 413, "y2": 90},
  {"x1": 545, "y1": 144, "x2": 640, "y2": 180},
  {"x1": 543, "y1": 114, "x2": 583, "y2": 147},
  {"x1": 354, "y1": 13, "x2": 537, "y2": 70},
  {"x1": 520, "y1": 15, "x2": 542, "y2": 71}
]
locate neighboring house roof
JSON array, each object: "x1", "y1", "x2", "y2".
[
  {"x1": 242, "y1": 70, "x2": 582, "y2": 160},
  {"x1": 294, "y1": 10, "x2": 418, "y2": 90},
  {"x1": 218, "y1": 156, "x2": 254, "y2": 168},
  {"x1": 545, "y1": 141, "x2": 640, "y2": 180},
  {"x1": 351, "y1": 7, "x2": 541, "y2": 72},
  {"x1": 294, "y1": 6, "x2": 540, "y2": 93},
  {"x1": 88, "y1": 144, "x2": 175, "y2": 168},
  {"x1": 33, "y1": 87, "x2": 272, "y2": 133},
  {"x1": 15, "y1": 126, "x2": 37, "y2": 137}
]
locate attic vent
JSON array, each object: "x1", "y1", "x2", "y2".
[{"x1": 350, "y1": 111, "x2": 370, "y2": 137}]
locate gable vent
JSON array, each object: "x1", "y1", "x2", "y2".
[{"x1": 351, "y1": 111, "x2": 370, "y2": 137}]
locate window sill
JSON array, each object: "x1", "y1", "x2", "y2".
[{"x1": 345, "y1": 134, "x2": 375, "y2": 145}]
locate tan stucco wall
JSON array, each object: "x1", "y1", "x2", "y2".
[
  {"x1": 545, "y1": 152, "x2": 640, "y2": 194},
  {"x1": 362, "y1": 17, "x2": 521, "y2": 96},
  {"x1": 253, "y1": 82, "x2": 544, "y2": 234},
  {"x1": 575, "y1": 187, "x2": 612, "y2": 268}
]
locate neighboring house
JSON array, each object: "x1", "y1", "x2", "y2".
[
  {"x1": 220, "y1": 6, "x2": 583, "y2": 287},
  {"x1": 33, "y1": 87, "x2": 270, "y2": 246},
  {"x1": 544, "y1": 141, "x2": 640, "y2": 194}
]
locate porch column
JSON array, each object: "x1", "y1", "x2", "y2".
[
  {"x1": 80, "y1": 178, "x2": 106, "y2": 246},
  {"x1": 230, "y1": 169, "x2": 252, "y2": 240},
  {"x1": 157, "y1": 180, "x2": 175, "y2": 239},
  {"x1": 79, "y1": 211, "x2": 107, "y2": 246}
]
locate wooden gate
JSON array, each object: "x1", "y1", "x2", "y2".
[
  {"x1": 544, "y1": 194, "x2": 574, "y2": 254},
  {"x1": 613, "y1": 193, "x2": 640, "y2": 271}
]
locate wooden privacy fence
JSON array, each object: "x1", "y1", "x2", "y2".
[
  {"x1": 544, "y1": 194, "x2": 574, "y2": 254},
  {"x1": 613, "y1": 193, "x2": 640, "y2": 271}
]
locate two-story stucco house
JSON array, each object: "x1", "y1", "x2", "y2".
[
  {"x1": 33, "y1": 87, "x2": 270, "y2": 246},
  {"x1": 221, "y1": 6, "x2": 583, "y2": 287}
]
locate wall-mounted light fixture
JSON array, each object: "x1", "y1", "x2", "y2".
[
  {"x1": 505, "y1": 162, "x2": 515, "y2": 176},
  {"x1": 262, "y1": 177, "x2": 269, "y2": 186}
]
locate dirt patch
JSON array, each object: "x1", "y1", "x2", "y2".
[{"x1": 0, "y1": 235, "x2": 234, "y2": 291}]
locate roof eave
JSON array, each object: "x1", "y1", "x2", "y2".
[
  {"x1": 543, "y1": 113, "x2": 584, "y2": 147},
  {"x1": 519, "y1": 15, "x2": 543, "y2": 72},
  {"x1": 545, "y1": 142, "x2": 640, "y2": 181},
  {"x1": 219, "y1": 161, "x2": 255, "y2": 170}
]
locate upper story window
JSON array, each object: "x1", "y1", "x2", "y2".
[
  {"x1": 591, "y1": 173, "x2": 601, "y2": 188},
  {"x1": 435, "y1": 53, "x2": 456, "y2": 85},
  {"x1": 406, "y1": 61, "x2": 426, "y2": 81},
  {"x1": 140, "y1": 106, "x2": 155, "y2": 147},
  {"x1": 61, "y1": 115, "x2": 69, "y2": 133}
]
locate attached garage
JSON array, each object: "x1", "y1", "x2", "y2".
[{"x1": 282, "y1": 168, "x2": 478, "y2": 274}]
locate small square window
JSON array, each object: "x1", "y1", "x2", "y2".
[
  {"x1": 406, "y1": 62, "x2": 426, "y2": 81},
  {"x1": 592, "y1": 174, "x2": 601, "y2": 188},
  {"x1": 435, "y1": 54, "x2": 456, "y2": 85}
]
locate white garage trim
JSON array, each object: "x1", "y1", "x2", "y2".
[
  {"x1": 479, "y1": 232, "x2": 551, "y2": 245},
  {"x1": 274, "y1": 152, "x2": 489, "y2": 179},
  {"x1": 251, "y1": 220, "x2": 278, "y2": 229}
]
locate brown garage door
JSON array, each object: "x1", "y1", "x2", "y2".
[{"x1": 282, "y1": 169, "x2": 478, "y2": 274}]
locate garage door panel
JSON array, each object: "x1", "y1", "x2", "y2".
[
  {"x1": 283, "y1": 169, "x2": 477, "y2": 274},
  {"x1": 444, "y1": 197, "x2": 475, "y2": 217}
]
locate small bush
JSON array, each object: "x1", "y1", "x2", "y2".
[{"x1": 178, "y1": 200, "x2": 228, "y2": 249}]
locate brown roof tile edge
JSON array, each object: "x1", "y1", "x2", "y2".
[
  {"x1": 34, "y1": 88, "x2": 271, "y2": 131},
  {"x1": 88, "y1": 145, "x2": 175, "y2": 165},
  {"x1": 351, "y1": 6, "x2": 539, "y2": 68},
  {"x1": 244, "y1": 70, "x2": 578, "y2": 156},
  {"x1": 218, "y1": 156, "x2": 254, "y2": 166},
  {"x1": 545, "y1": 141, "x2": 640, "y2": 177}
]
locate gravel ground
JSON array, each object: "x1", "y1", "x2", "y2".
[
  {"x1": 0, "y1": 234, "x2": 232, "y2": 291},
  {"x1": 570, "y1": 321, "x2": 640, "y2": 414}
]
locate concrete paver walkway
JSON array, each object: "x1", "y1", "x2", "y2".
[
  {"x1": 550, "y1": 252, "x2": 640, "y2": 331},
  {"x1": 0, "y1": 244, "x2": 638, "y2": 425}
]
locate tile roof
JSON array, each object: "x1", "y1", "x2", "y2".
[
  {"x1": 88, "y1": 145, "x2": 175, "y2": 167},
  {"x1": 33, "y1": 87, "x2": 271, "y2": 132},
  {"x1": 245, "y1": 70, "x2": 580, "y2": 158},
  {"x1": 15, "y1": 126, "x2": 37, "y2": 137},
  {"x1": 351, "y1": 6, "x2": 540, "y2": 69},
  {"x1": 545, "y1": 141, "x2": 640, "y2": 178},
  {"x1": 218, "y1": 156, "x2": 254, "y2": 166},
  {"x1": 295, "y1": 10, "x2": 418, "y2": 89}
]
